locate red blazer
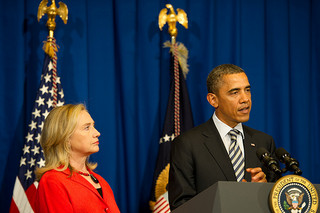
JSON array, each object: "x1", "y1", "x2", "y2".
[{"x1": 35, "y1": 168, "x2": 120, "y2": 213}]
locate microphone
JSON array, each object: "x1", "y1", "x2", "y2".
[
  {"x1": 256, "y1": 147, "x2": 282, "y2": 175},
  {"x1": 275, "y1": 147, "x2": 302, "y2": 175}
]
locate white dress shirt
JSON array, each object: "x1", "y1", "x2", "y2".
[{"x1": 212, "y1": 112, "x2": 245, "y2": 158}]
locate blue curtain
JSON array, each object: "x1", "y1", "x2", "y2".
[{"x1": 1, "y1": 0, "x2": 319, "y2": 212}]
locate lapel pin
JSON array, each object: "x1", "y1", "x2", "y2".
[{"x1": 251, "y1": 143, "x2": 256, "y2": 147}]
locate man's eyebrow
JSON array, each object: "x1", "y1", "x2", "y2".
[
  {"x1": 228, "y1": 88, "x2": 240, "y2": 93},
  {"x1": 228, "y1": 85, "x2": 251, "y2": 93}
]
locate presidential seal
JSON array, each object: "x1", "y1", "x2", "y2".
[{"x1": 269, "y1": 175, "x2": 318, "y2": 213}]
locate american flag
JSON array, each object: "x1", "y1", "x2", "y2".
[
  {"x1": 9, "y1": 41, "x2": 64, "y2": 212},
  {"x1": 150, "y1": 42, "x2": 193, "y2": 213}
]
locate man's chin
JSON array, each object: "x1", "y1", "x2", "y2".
[{"x1": 238, "y1": 115, "x2": 250, "y2": 123}]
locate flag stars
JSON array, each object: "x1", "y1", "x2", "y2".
[
  {"x1": 31, "y1": 146, "x2": 40, "y2": 155},
  {"x1": 15, "y1": 57, "x2": 65, "y2": 193},
  {"x1": 28, "y1": 158, "x2": 36, "y2": 167},
  {"x1": 48, "y1": 61, "x2": 53, "y2": 71},
  {"x1": 56, "y1": 76, "x2": 61, "y2": 84},
  {"x1": 43, "y1": 109, "x2": 50, "y2": 119},
  {"x1": 35, "y1": 133, "x2": 41, "y2": 143},
  {"x1": 39, "y1": 85, "x2": 49, "y2": 95},
  {"x1": 35, "y1": 97, "x2": 45, "y2": 107},
  {"x1": 57, "y1": 100, "x2": 64, "y2": 107},
  {"x1": 159, "y1": 133, "x2": 176, "y2": 144},
  {"x1": 20, "y1": 157, "x2": 26, "y2": 167},
  {"x1": 16, "y1": 57, "x2": 65, "y2": 189},
  {"x1": 28, "y1": 121, "x2": 37, "y2": 131},
  {"x1": 38, "y1": 122, "x2": 44, "y2": 131},
  {"x1": 37, "y1": 158, "x2": 46, "y2": 168},
  {"x1": 59, "y1": 89, "x2": 64, "y2": 99},
  {"x1": 163, "y1": 134, "x2": 171, "y2": 142},
  {"x1": 23, "y1": 144, "x2": 30, "y2": 154},
  {"x1": 171, "y1": 133, "x2": 175, "y2": 140},
  {"x1": 47, "y1": 98, "x2": 54, "y2": 108},
  {"x1": 25, "y1": 170, "x2": 32, "y2": 180},
  {"x1": 44, "y1": 73, "x2": 51, "y2": 83},
  {"x1": 32, "y1": 108, "x2": 41, "y2": 119},
  {"x1": 49, "y1": 88, "x2": 54, "y2": 97},
  {"x1": 25, "y1": 132, "x2": 34, "y2": 142}
]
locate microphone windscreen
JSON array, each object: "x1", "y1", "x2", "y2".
[
  {"x1": 256, "y1": 147, "x2": 268, "y2": 160},
  {"x1": 275, "y1": 147, "x2": 289, "y2": 159}
]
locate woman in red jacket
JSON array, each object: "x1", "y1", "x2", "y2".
[{"x1": 35, "y1": 104, "x2": 120, "y2": 213}]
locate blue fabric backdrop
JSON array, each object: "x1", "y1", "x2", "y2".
[{"x1": 1, "y1": 0, "x2": 320, "y2": 212}]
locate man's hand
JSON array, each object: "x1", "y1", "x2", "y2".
[{"x1": 242, "y1": 167, "x2": 267, "y2": 182}]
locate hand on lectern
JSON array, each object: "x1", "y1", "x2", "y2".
[{"x1": 242, "y1": 167, "x2": 267, "y2": 183}]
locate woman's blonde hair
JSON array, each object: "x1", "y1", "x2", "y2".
[{"x1": 35, "y1": 104, "x2": 97, "y2": 180}]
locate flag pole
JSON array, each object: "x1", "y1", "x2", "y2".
[
  {"x1": 37, "y1": 0, "x2": 68, "y2": 58},
  {"x1": 150, "y1": 4, "x2": 192, "y2": 213},
  {"x1": 158, "y1": 4, "x2": 189, "y2": 137},
  {"x1": 37, "y1": 0, "x2": 68, "y2": 107}
]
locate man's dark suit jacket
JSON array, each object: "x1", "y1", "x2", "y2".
[{"x1": 168, "y1": 118, "x2": 277, "y2": 210}]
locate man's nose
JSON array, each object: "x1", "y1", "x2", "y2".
[{"x1": 240, "y1": 91, "x2": 249, "y2": 102}]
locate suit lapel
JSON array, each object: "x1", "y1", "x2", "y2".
[
  {"x1": 202, "y1": 119, "x2": 237, "y2": 181},
  {"x1": 200, "y1": 121, "x2": 261, "y2": 182},
  {"x1": 243, "y1": 126, "x2": 259, "y2": 181}
]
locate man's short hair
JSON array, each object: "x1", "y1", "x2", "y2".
[{"x1": 207, "y1": 64, "x2": 245, "y2": 93}]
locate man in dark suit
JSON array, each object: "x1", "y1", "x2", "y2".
[{"x1": 168, "y1": 64, "x2": 277, "y2": 210}]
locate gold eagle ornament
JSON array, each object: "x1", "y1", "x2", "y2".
[
  {"x1": 158, "y1": 4, "x2": 188, "y2": 43},
  {"x1": 37, "y1": 0, "x2": 68, "y2": 57}
]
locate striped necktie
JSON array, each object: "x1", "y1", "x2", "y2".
[{"x1": 229, "y1": 129, "x2": 244, "y2": 182}]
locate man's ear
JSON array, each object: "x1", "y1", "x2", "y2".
[{"x1": 207, "y1": 93, "x2": 218, "y2": 108}]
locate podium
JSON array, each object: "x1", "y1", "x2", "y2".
[{"x1": 172, "y1": 181, "x2": 320, "y2": 213}]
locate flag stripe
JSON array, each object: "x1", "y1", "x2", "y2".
[
  {"x1": 9, "y1": 200, "x2": 19, "y2": 213},
  {"x1": 12, "y1": 177, "x2": 34, "y2": 213},
  {"x1": 154, "y1": 197, "x2": 166, "y2": 211},
  {"x1": 154, "y1": 196, "x2": 170, "y2": 213}
]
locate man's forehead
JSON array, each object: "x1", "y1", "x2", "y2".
[{"x1": 221, "y1": 73, "x2": 249, "y2": 85}]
